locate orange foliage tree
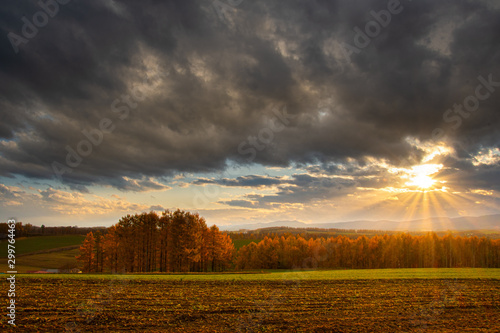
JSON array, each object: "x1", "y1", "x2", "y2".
[
  {"x1": 77, "y1": 210, "x2": 235, "y2": 273},
  {"x1": 236, "y1": 232, "x2": 500, "y2": 270}
]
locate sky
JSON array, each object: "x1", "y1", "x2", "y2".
[{"x1": 1, "y1": 0, "x2": 500, "y2": 228}]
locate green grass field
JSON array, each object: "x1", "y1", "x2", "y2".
[
  {"x1": 3, "y1": 236, "x2": 499, "y2": 280},
  {"x1": 0, "y1": 235, "x2": 84, "y2": 272},
  {"x1": 16, "y1": 268, "x2": 500, "y2": 280},
  {"x1": 0, "y1": 235, "x2": 85, "y2": 257},
  {"x1": 3, "y1": 248, "x2": 80, "y2": 272},
  {"x1": 231, "y1": 239, "x2": 259, "y2": 250}
]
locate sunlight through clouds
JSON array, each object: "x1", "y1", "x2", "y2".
[
  {"x1": 471, "y1": 147, "x2": 500, "y2": 166},
  {"x1": 405, "y1": 164, "x2": 443, "y2": 190},
  {"x1": 1, "y1": 0, "x2": 500, "y2": 227}
]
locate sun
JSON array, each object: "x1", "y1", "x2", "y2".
[
  {"x1": 405, "y1": 164, "x2": 442, "y2": 190},
  {"x1": 407, "y1": 174, "x2": 435, "y2": 189}
]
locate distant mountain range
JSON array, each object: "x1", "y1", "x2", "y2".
[{"x1": 219, "y1": 214, "x2": 500, "y2": 232}]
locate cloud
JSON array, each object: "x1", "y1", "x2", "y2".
[
  {"x1": 0, "y1": 184, "x2": 24, "y2": 206},
  {"x1": 69, "y1": 184, "x2": 90, "y2": 193},
  {"x1": 109, "y1": 177, "x2": 171, "y2": 192},
  {"x1": 149, "y1": 205, "x2": 166, "y2": 211},
  {"x1": 0, "y1": 0, "x2": 498, "y2": 195},
  {"x1": 211, "y1": 172, "x2": 358, "y2": 209},
  {"x1": 192, "y1": 175, "x2": 285, "y2": 188},
  {"x1": 219, "y1": 200, "x2": 260, "y2": 209},
  {"x1": 38, "y1": 188, "x2": 149, "y2": 215},
  {"x1": 0, "y1": 185, "x2": 151, "y2": 216}
]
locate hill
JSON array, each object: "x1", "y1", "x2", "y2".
[
  {"x1": 0, "y1": 235, "x2": 85, "y2": 257},
  {"x1": 220, "y1": 214, "x2": 500, "y2": 232},
  {"x1": 0, "y1": 235, "x2": 85, "y2": 273}
]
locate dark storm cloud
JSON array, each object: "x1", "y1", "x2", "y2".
[
  {"x1": 109, "y1": 177, "x2": 171, "y2": 192},
  {"x1": 214, "y1": 173, "x2": 358, "y2": 208},
  {"x1": 68, "y1": 184, "x2": 90, "y2": 194},
  {"x1": 435, "y1": 153, "x2": 500, "y2": 192},
  {"x1": 219, "y1": 175, "x2": 357, "y2": 209},
  {"x1": 1, "y1": 0, "x2": 499, "y2": 190},
  {"x1": 193, "y1": 175, "x2": 284, "y2": 187}
]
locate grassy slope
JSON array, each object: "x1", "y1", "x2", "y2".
[
  {"x1": 6, "y1": 248, "x2": 81, "y2": 272},
  {"x1": 0, "y1": 235, "x2": 85, "y2": 257},
  {"x1": 0, "y1": 235, "x2": 84, "y2": 272},
  {"x1": 232, "y1": 239, "x2": 259, "y2": 250},
  {"x1": 0, "y1": 248, "x2": 80, "y2": 272},
  {"x1": 17, "y1": 268, "x2": 500, "y2": 280}
]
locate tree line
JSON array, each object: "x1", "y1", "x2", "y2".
[
  {"x1": 77, "y1": 210, "x2": 500, "y2": 272},
  {"x1": 229, "y1": 227, "x2": 397, "y2": 242},
  {"x1": 229, "y1": 228, "x2": 500, "y2": 242},
  {"x1": 235, "y1": 233, "x2": 500, "y2": 270},
  {"x1": 0, "y1": 222, "x2": 104, "y2": 237},
  {"x1": 77, "y1": 210, "x2": 234, "y2": 273}
]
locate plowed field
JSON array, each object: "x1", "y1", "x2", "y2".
[{"x1": 2, "y1": 277, "x2": 499, "y2": 332}]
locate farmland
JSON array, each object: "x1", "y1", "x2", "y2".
[
  {"x1": 0, "y1": 235, "x2": 85, "y2": 257},
  {"x1": 0, "y1": 235, "x2": 84, "y2": 273},
  {"x1": 2, "y1": 248, "x2": 81, "y2": 273},
  {"x1": 1, "y1": 269, "x2": 499, "y2": 332},
  {"x1": 18, "y1": 267, "x2": 500, "y2": 281}
]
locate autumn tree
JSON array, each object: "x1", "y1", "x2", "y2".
[
  {"x1": 84, "y1": 209, "x2": 235, "y2": 273},
  {"x1": 235, "y1": 232, "x2": 500, "y2": 270},
  {"x1": 76, "y1": 232, "x2": 95, "y2": 273}
]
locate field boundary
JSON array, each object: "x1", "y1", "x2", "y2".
[
  {"x1": 13, "y1": 268, "x2": 500, "y2": 280},
  {"x1": 15, "y1": 245, "x2": 80, "y2": 258}
]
